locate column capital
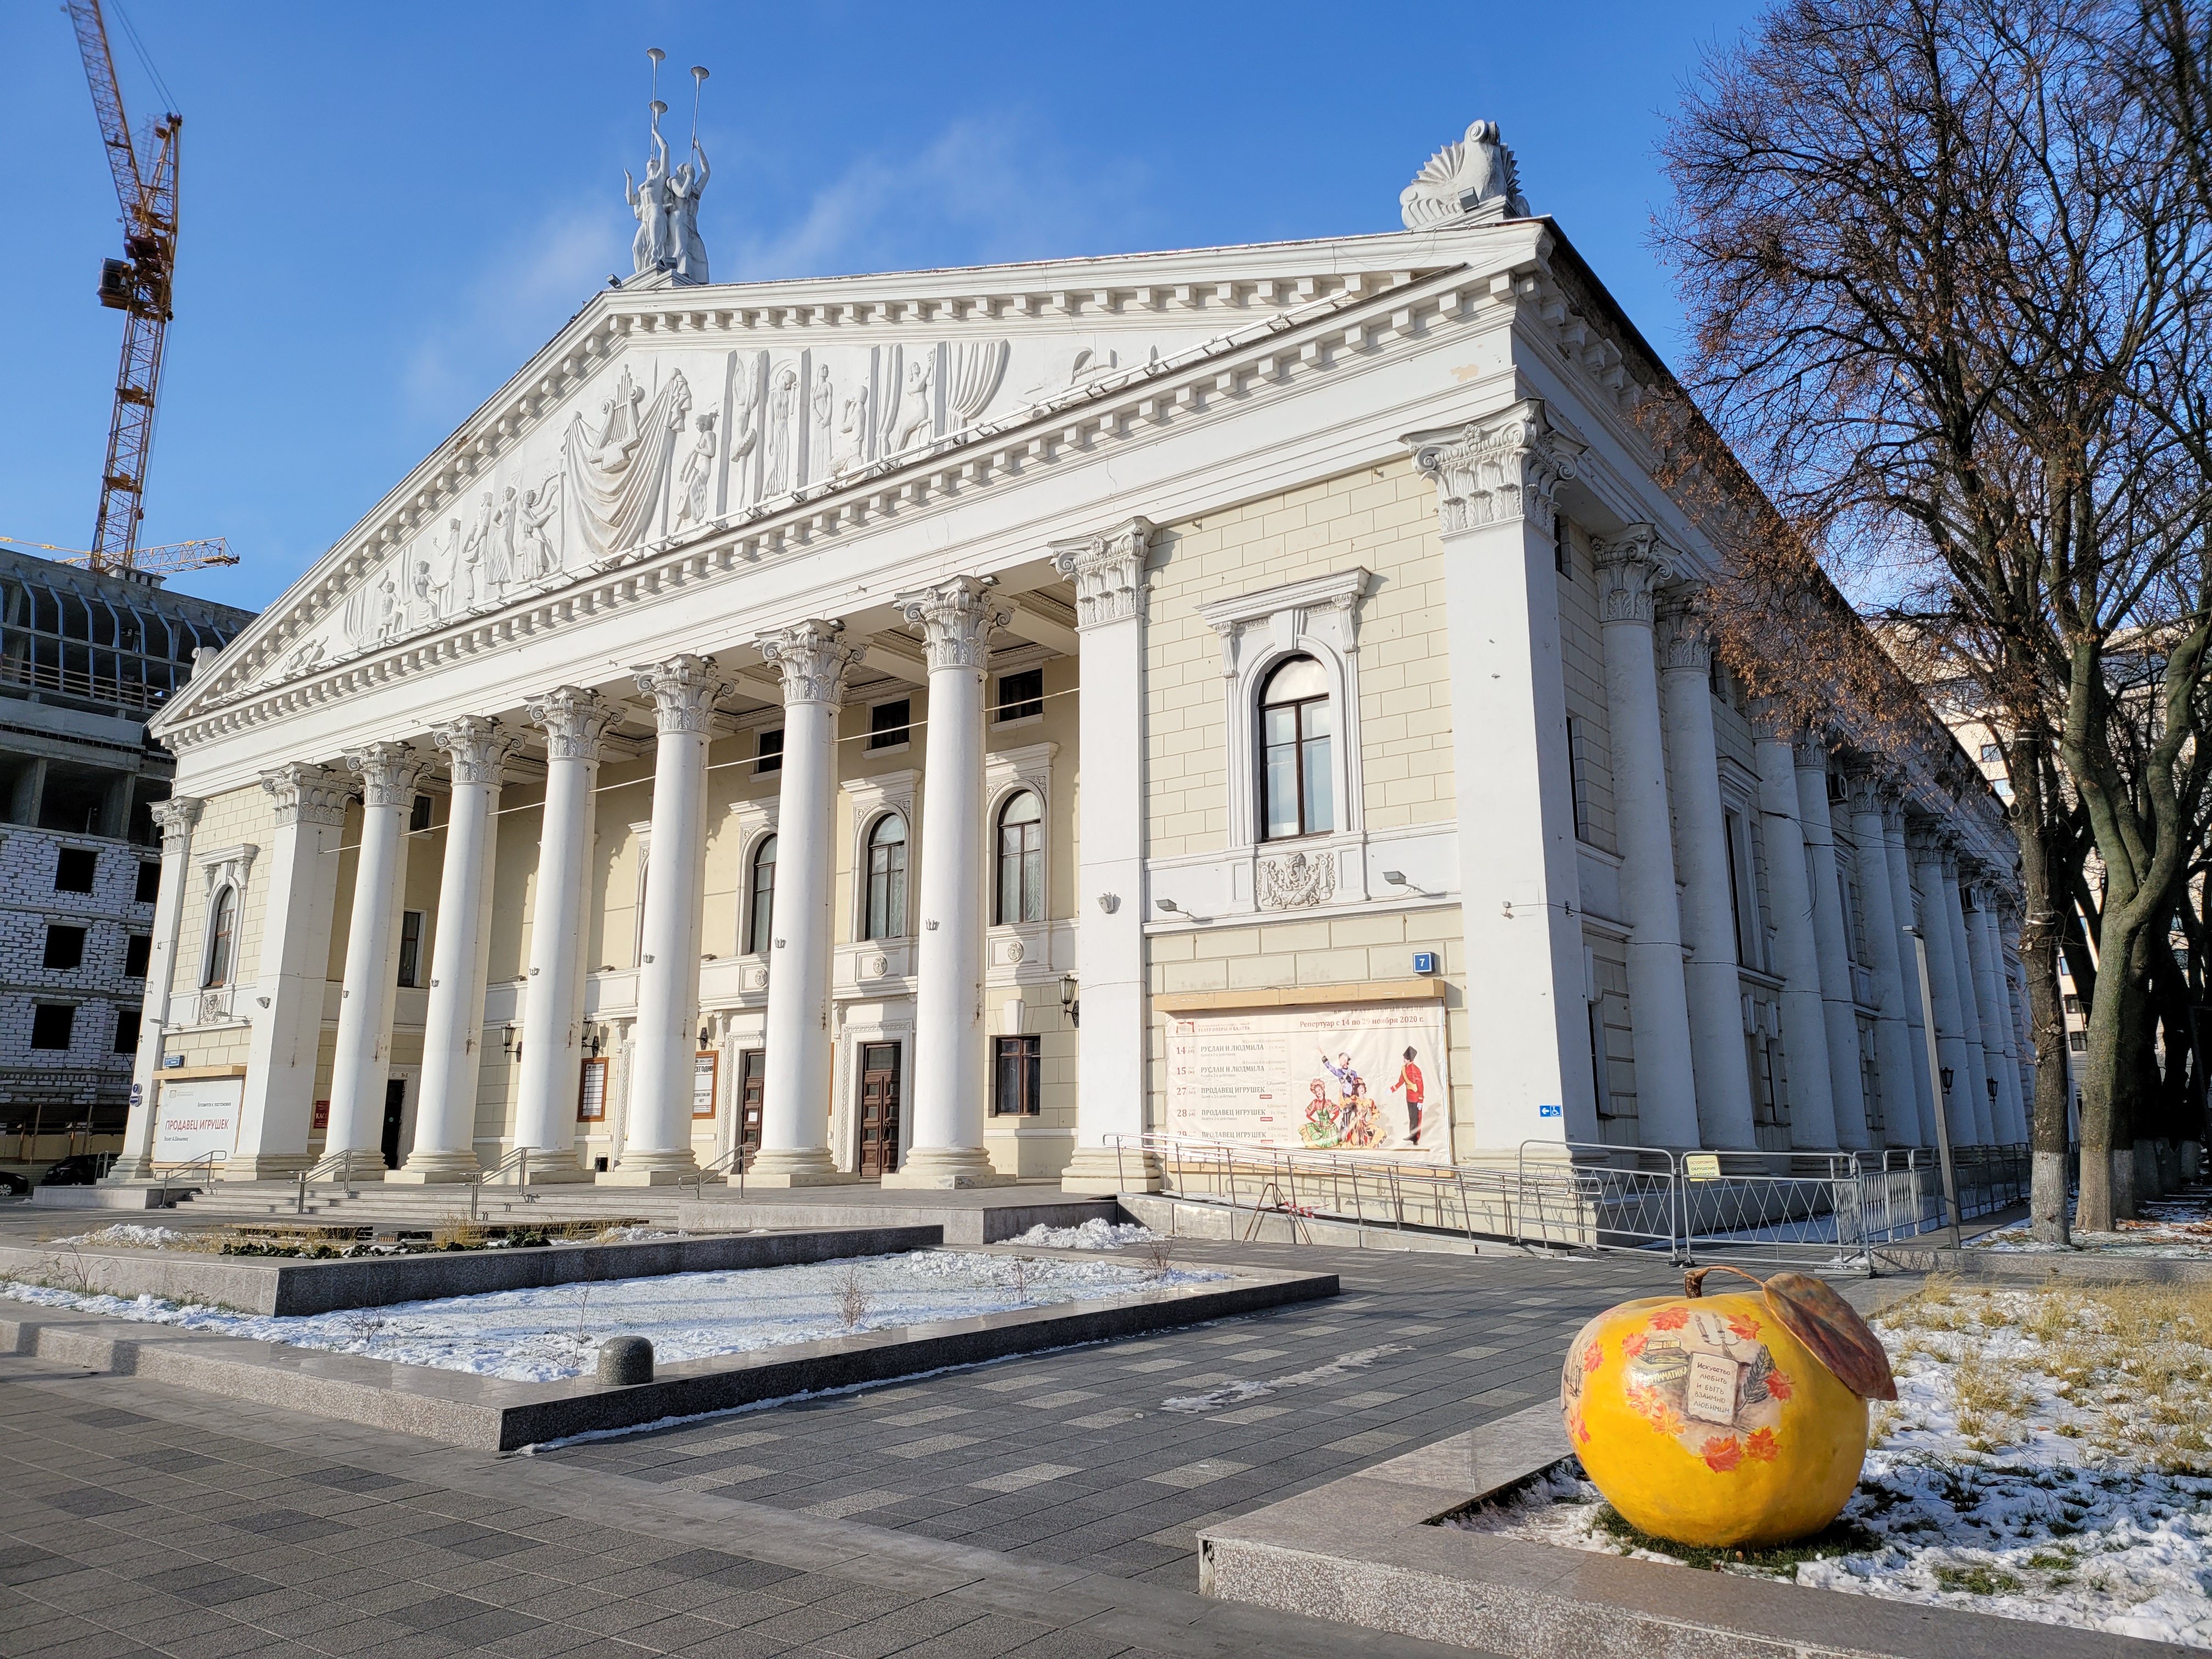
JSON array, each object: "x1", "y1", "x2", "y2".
[
  {"x1": 757, "y1": 619, "x2": 866, "y2": 708},
  {"x1": 631, "y1": 653, "x2": 731, "y2": 736},
  {"x1": 431, "y1": 716, "x2": 521, "y2": 785},
  {"x1": 345, "y1": 741, "x2": 428, "y2": 809},
  {"x1": 1590, "y1": 526, "x2": 1678, "y2": 628},
  {"x1": 899, "y1": 577, "x2": 1012, "y2": 673},
  {"x1": 524, "y1": 686, "x2": 620, "y2": 761},
  {"x1": 1050, "y1": 517, "x2": 1155, "y2": 629},
  {"x1": 1653, "y1": 589, "x2": 1711, "y2": 675},
  {"x1": 148, "y1": 796, "x2": 204, "y2": 849},
  {"x1": 1791, "y1": 726, "x2": 1835, "y2": 772},
  {"x1": 261, "y1": 763, "x2": 351, "y2": 828},
  {"x1": 1839, "y1": 769, "x2": 1887, "y2": 818},
  {"x1": 1903, "y1": 817, "x2": 1946, "y2": 856},
  {"x1": 1403, "y1": 397, "x2": 1581, "y2": 535},
  {"x1": 1746, "y1": 696, "x2": 1797, "y2": 744}
]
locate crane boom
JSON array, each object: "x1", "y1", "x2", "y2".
[{"x1": 67, "y1": 0, "x2": 180, "y2": 574}]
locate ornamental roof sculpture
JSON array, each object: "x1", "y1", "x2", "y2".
[
  {"x1": 625, "y1": 50, "x2": 712, "y2": 286},
  {"x1": 1401, "y1": 120, "x2": 1530, "y2": 229}
]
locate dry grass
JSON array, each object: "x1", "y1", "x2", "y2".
[
  {"x1": 1879, "y1": 1278, "x2": 2212, "y2": 1471},
  {"x1": 833, "y1": 1266, "x2": 871, "y2": 1330},
  {"x1": 431, "y1": 1215, "x2": 489, "y2": 1250}
]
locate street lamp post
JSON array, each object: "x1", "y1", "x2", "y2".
[{"x1": 1905, "y1": 926, "x2": 1964, "y2": 1250}]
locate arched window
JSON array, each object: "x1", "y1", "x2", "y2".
[
  {"x1": 996, "y1": 792, "x2": 1044, "y2": 924},
  {"x1": 747, "y1": 835, "x2": 777, "y2": 955},
  {"x1": 202, "y1": 887, "x2": 236, "y2": 988},
  {"x1": 864, "y1": 815, "x2": 907, "y2": 940},
  {"x1": 1260, "y1": 655, "x2": 1333, "y2": 839}
]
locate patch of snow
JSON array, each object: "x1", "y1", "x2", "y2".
[
  {"x1": 47, "y1": 1224, "x2": 190, "y2": 1250},
  {"x1": 1163, "y1": 1344, "x2": 1410, "y2": 1412},
  {"x1": 1010, "y1": 1219, "x2": 1158, "y2": 1250},
  {"x1": 1977, "y1": 1183, "x2": 2212, "y2": 1257},
  {"x1": 1448, "y1": 1284, "x2": 2212, "y2": 1646},
  {"x1": 0, "y1": 1249, "x2": 1225, "y2": 1384}
]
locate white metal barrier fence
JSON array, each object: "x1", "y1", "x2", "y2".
[{"x1": 1109, "y1": 1133, "x2": 2030, "y2": 1271}]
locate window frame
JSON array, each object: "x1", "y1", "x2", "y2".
[
  {"x1": 747, "y1": 833, "x2": 778, "y2": 954},
  {"x1": 867, "y1": 698, "x2": 911, "y2": 752},
  {"x1": 202, "y1": 885, "x2": 237, "y2": 989},
  {"x1": 396, "y1": 910, "x2": 426, "y2": 988},
  {"x1": 992, "y1": 1034, "x2": 1042, "y2": 1116},
  {"x1": 1257, "y1": 655, "x2": 1335, "y2": 842},
  {"x1": 994, "y1": 791, "x2": 1045, "y2": 924},
  {"x1": 863, "y1": 812, "x2": 909, "y2": 941},
  {"x1": 755, "y1": 727, "x2": 784, "y2": 775},
  {"x1": 995, "y1": 667, "x2": 1044, "y2": 723}
]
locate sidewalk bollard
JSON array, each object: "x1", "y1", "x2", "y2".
[{"x1": 597, "y1": 1336, "x2": 653, "y2": 1385}]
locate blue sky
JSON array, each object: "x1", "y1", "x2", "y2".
[{"x1": 0, "y1": 2, "x2": 1764, "y2": 614}]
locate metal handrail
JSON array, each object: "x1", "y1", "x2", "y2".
[
  {"x1": 157, "y1": 1148, "x2": 219, "y2": 1206},
  {"x1": 693, "y1": 1144, "x2": 748, "y2": 1204},
  {"x1": 296, "y1": 1147, "x2": 371, "y2": 1212},
  {"x1": 467, "y1": 1146, "x2": 533, "y2": 1221}
]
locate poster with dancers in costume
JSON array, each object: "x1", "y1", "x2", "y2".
[{"x1": 1163, "y1": 1002, "x2": 1448, "y2": 1160}]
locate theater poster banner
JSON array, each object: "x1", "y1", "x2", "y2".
[
  {"x1": 1164, "y1": 1002, "x2": 1449, "y2": 1159},
  {"x1": 153, "y1": 1075, "x2": 242, "y2": 1165}
]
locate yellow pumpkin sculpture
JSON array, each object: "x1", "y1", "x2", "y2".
[{"x1": 1559, "y1": 1265, "x2": 1898, "y2": 1549}]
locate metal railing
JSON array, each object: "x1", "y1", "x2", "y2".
[
  {"x1": 296, "y1": 1147, "x2": 373, "y2": 1212},
  {"x1": 467, "y1": 1146, "x2": 535, "y2": 1221},
  {"x1": 156, "y1": 1149, "x2": 220, "y2": 1205},
  {"x1": 1114, "y1": 1132, "x2": 2032, "y2": 1272},
  {"x1": 693, "y1": 1144, "x2": 749, "y2": 1203}
]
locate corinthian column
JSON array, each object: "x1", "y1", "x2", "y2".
[
  {"x1": 230, "y1": 764, "x2": 352, "y2": 1178},
  {"x1": 752, "y1": 621, "x2": 865, "y2": 1186},
  {"x1": 1907, "y1": 823, "x2": 1977, "y2": 1147},
  {"x1": 886, "y1": 576, "x2": 1012, "y2": 1188},
  {"x1": 1654, "y1": 591, "x2": 1756, "y2": 1148},
  {"x1": 323, "y1": 742, "x2": 427, "y2": 1175},
  {"x1": 513, "y1": 687, "x2": 618, "y2": 1178},
  {"x1": 1881, "y1": 798, "x2": 1938, "y2": 1142},
  {"x1": 608, "y1": 654, "x2": 729, "y2": 1184},
  {"x1": 108, "y1": 796, "x2": 204, "y2": 1181},
  {"x1": 1750, "y1": 706, "x2": 1838, "y2": 1149},
  {"x1": 1938, "y1": 845, "x2": 1993, "y2": 1144},
  {"x1": 1056, "y1": 520, "x2": 1166, "y2": 1194},
  {"x1": 1843, "y1": 771, "x2": 1920, "y2": 1147},
  {"x1": 395, "y1": 718, "x2": 516, "y2": 1182},
  {"x1": 1590, "y1": 527, "x2": 1699, "y2": 1148},
  {"x1": 1793, "y1": 732, "x2": 1869, "y2": 1148},
  {"x1": 1403, "y1": 402, "x2": 1589, "y2": 1147}
]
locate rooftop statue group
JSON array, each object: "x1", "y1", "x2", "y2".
[{"x1": 625, "y1": 54, "x2": 710, "y2": 283}]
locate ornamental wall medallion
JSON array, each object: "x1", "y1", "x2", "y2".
[{"x1": 1257, "y1": 850, "x2": 1334, "y2": 911}]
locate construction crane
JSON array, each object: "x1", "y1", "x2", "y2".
[
  {"x1": 66, "y1": 0, "x2": 209, "y2": 578},
  {"x1": 0, "y1": 534, "x2": 236, "y2": 579}
]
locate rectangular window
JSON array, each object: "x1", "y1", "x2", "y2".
[
  {"x1": 54, "y1": 848, "x2": 97, "y2": 893},
  {"x1": 996, "y1": 667, "x2": 1044, "y2": 721},
  {"x1": 756, "y1": 727, "x2": 784, "y2": 775},
  {"x1": 396, "y1": 911, "x2": 425, "y2": 988},
  {"x1": 867, "y1": 699, "x2": 911, "y2": 751},
  {"x1": 2068, "y1": 1030, "x2": 2088, "y2": 1053},
  {"x1": 30, "y1": 1004, "x2": 75, "y2": 1050},
  {"x1": 409, "y1": 795, "x2": 433, "y2": 833},
  {"x1": 2064, "y1": 994, "x2": 2081, "y2": 1017},
  {"x1": 693, "y1": 1050, "x2": 719, "y2": 1119},
  {"x1": 112, "y1": 1007, "x2": 140, "y2": 1054},
  {"x1": 43, "y1": 926, "x2": 86, "y2": 972},
  {"x1": 1722, "y1": 810, "x2": 1751, "y2": 968},
  {"x1": 124, "y1": 934, "x2": 151, "y2": 978},
  {"x1": 1980, "y1": 743, "x2": 2002, "y2": 764},
  {"x1": 136, "y1": 860, "x2": 161, "y2": 903},
  {"x1": 1555, "y1": 512, "x2": 1571, "y2": 577},
  {"x1": 993, "y1": 1035, "x2": 1041, "y2": 1116},
  {"x1": 577, "y1": 1057, "x2": 609, "y2": 1121}
]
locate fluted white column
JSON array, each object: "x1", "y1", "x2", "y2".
[
  {"x1": 1963, "y1": 871, "x2": 2022, "y2": 1143},
  {"x1": 1938, "y1": 849, "x2": 1993, "y2": 1145},
  {"x1": 513, "y1": 687, "x2": 618, "y2": 1176},
  {"x1": 108, "y1": 796, "x2": 204, "y2": 1181},
  {"x1": 1751, "y1": 707, "x2": 1838, "y2": 1149},
  {"x1": 887, "y1": 577, "x2": 1012, "y2": 1188},
  {"x1": 1591, "y1": 528, "x2": 1699, "y2": 1148},
  {"x1": 323, "y1": 742, "x2": 425, "y2": 1173},
  {"x1": 752, "y1": 621, "x2": 865, "y2": 1186},
  {"x1": 608, "y1": 655, "x2": 728, "y2": 1184},
  {"x1": 396, "y1": 718, "x2": 515, "y2": 1182},
  {"x1": 1654, "y1": 594, "x2": 1756, "y2": 1148},
  {"x1": 1793, "y1": 735, "x2": 1870, "y2": 1148},
  {"x1": 1843, "y1": 773, "x2": 1918, "y2": 1148},
  {"x1": 230, "y1": 765, "x2": 352, "y2": 1178},
  {"x1": 1880, "y1": 800, "x2": 1939, "y2": 1144},
  {"x1": 1908, "y1": 825, "x2": 1977, "y2": 1147},
  {"x1": 1056, "y1": 521, "x2": 1165, "y2": 1193}
]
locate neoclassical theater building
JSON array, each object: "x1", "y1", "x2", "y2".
[{"x1": 112, "y1": 119, "x2": 2030, "y2": 1192}]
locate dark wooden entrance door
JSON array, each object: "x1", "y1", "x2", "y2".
[
  {"x1": 380, "y1": 1079, "x2": 407, "y2": 1169},
  {"x1": 857, "y1": 1043, "x2": 901, "y2": 1177},
  {"x1": 738, "y1": 1049, "x2": 764, "y2": 1169}
]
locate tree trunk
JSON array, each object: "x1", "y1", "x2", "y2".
[{"x1": 2013, "y1": 749, "x2": 2073, "y2": 1244}]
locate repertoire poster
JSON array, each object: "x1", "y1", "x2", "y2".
[{"x1": 1164, "y1": 1002, "x2": 1449, "y2": 1158}]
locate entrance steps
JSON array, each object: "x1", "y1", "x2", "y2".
[{"x1": 167, "y1": 1181, "x2": 691, "y2": 1229}]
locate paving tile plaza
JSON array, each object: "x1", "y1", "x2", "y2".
[{"x1": 1, "y1": 1236, "x2": 1684, "y2": 1659}]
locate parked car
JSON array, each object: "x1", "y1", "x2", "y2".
[
  {"x1": 40, "y1": 1153, "x2": 117, "y2": 1186},
  {"x1": 0, "y1": 1170, "x2": 29, "y2": 1196}
]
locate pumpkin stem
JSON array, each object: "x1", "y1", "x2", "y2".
[{"x1": 1683, "y1": 1263, "x2": 1765, "y2": 1298}]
